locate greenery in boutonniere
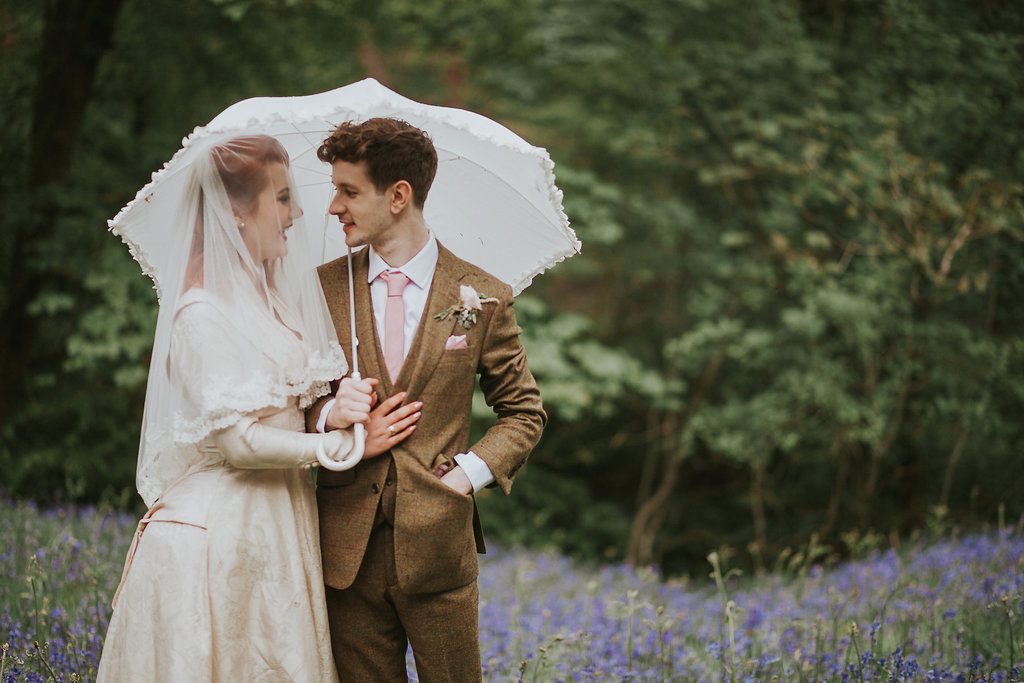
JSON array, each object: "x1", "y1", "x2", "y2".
[{"x1": 433, "y1": 284, "x2": 499, "y2": 329}]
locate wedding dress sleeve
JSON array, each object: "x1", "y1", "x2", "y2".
[
  {"x1": 212, "y1": 414, "x2": 354, "y2": 469},
  {"x1": 168, "y1": 293, "x2": 354, "y2": 470}
]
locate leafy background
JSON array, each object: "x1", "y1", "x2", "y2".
[{"x1": 1, "y1": 0, "x2": 1022, "y2": 577}]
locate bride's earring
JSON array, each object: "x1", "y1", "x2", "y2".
[{"x1": 238, "y1": 221, "x2": 246, "y2": 230}]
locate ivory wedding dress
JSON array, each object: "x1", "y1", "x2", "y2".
[
  {"x1": 99, "y1": 135, "x2": 354, "y2": 682},
  {"x1": 97, "y1": 290, "x2": 347, "y2": 682}
]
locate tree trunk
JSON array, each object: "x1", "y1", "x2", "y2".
[
  {"x1": 626, "y1": 413, "x2": 687, "y2": 566},
  {"x1": 357, "y1": 29, "x2": 391, "y2": 85},
  {"x1": 818, "y1": 436, "x2": 849, "y2": 539},
  {"x1": 29, "y1": 0, "x2": 125, "y2": 187},
  {"x1": 0, "y1": 0, "x2": 124, "y2": 432},
  {"x1": 939, "y1": 427, "x2": 970, "y2": 511},
  {"x1": 749, "y1": 460, "x2": 769, "y2": 575},
  {"x1": 626, "y1": 348, "x2": 727, "y2": 565},
  {"x1": 633, "y1": 408, "x2": 663, "y2": 517},
  {"x1": 859, "y1": 379, "x2": 910, "y2": 526}
]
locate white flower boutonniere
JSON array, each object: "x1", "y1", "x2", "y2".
[{"x1": 434, "y1": 285, "x2": 499, "y2": 329}]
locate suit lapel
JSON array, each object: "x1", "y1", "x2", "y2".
[
  {"x1": 321, "y1": 259, "x2": 351, "y2": 367},
  {"x1": 350, "y1": 250, "x2": 391, "y2": 396},
  {"x1": 399, "y1": 245, "x2": 464, "y2": 399},
  {"x1": 323, "y1": 250, "x2": 390, "y2": 396},
  {"x1": 329, "y1": 244, "x2": 465, "y2": 399}
]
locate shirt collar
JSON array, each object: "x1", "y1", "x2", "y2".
[{"x1": 367, "y1": 231, "x2": 438, "y2": 289}]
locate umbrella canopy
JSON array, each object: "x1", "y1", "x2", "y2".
[
  {"x1": 110, "y1": 79, "x2": 580, "y2": 472},
  {"x1": 111, "y1": 78, "x2": 580, "y2": 299}
]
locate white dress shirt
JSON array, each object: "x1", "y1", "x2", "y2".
[{"x1": 317, "y1": 233, "x2": 495, "y2": 492}]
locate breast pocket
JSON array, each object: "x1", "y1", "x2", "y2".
[{"x1": 437, "y1": 347, "x2": 474, "y2": 366}]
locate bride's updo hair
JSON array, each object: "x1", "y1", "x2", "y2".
[
  {"x1": 185, "y1": 135, "x2": 291, "y2": 290},
  {"x1": 212, "y1": 135, "x2": 290, "y2": 214}
]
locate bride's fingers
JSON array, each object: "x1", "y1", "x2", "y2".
[
  {"x1": 346, "y1": 409, "x2": 371, "y2": 425},
  {"x1": 388, "y1": 423, "x2": 416, "y2": 442},
  {"x1": 371, "y1": 392, "x2": 407, "y2": 416},
  {"x1": 387, "y1": 410, "x2": 421, "y2": 435},
  {"x1": 339, "y1": 377, "x2": 375, "y2": 397},
  {"x1": 386, "y1": 400, "x2": 422, "y2": 421}
]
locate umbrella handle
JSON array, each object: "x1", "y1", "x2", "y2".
[{"x1": 316, "y1": 371, "x2": 367, "y2": 471}]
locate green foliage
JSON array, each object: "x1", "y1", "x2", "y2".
[
  {"x1": 476, "y1": 467, "x2": 631, "y2": 563},
  {"x1": 1, "y1": 0, "x2": 1022, "y2": 574}
]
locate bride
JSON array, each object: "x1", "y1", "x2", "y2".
[{"x1": 98, "y1": 135, "x2": 366, "y2": 682}]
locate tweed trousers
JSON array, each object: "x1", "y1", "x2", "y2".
[{"x1": 326, "y1": 461, "x2": 481, "y2": 682}]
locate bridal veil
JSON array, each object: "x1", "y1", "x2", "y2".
[{"x1": 133, "y1": 135, "x2": 346, "y2": 506}]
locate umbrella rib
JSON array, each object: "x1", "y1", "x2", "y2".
[
  {"x1": 286, "y1": 125, "x2": 574, "y2": 254},
  {"x1": 291, "y1": 144, "x2": 323, "y2": 161},
  {"x1": 288, "y1": 121, "x2": 335, "y2": 159},
  {"x1": 291, "y1": 164, "x2": 331, "y2": 178},
  {"x1": 440, "y1": 153, "x2": 580, "y2": 253}
]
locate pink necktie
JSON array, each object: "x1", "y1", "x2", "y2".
[{"x1": 379, "y1": 271, "x2": 411, "y2": 382}]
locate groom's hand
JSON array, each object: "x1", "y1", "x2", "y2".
[
  {"x1": 439, "y1": 466, "x2": 473, "y2": 495},
  {"x1": 363, "y1": 392, "x2": 422, "y2": 459},
  {"x1": 326, "y1": 377, "x2": 377, "y2": 431}
]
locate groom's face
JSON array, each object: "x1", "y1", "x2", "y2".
[{"x1": 329, "y1": 160, "x2": 393, "y2": 249}]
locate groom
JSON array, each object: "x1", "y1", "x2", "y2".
[{"x1": 306, "y1": 117, "x2": 546, "y2": 681}]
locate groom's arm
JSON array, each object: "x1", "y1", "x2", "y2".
[{"x1": 467, "y1": 284, "x2": 546, "y2": 495}]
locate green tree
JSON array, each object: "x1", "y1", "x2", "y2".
[{"x1": 1, "y1": 0, "x2": 1021, "y2": 576}]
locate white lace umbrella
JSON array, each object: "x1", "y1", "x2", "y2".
[{"x1": 111, "y1": 78, "x2": 581, "y2": 469}]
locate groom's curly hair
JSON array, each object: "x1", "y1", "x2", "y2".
[{"x1": 317, "y1": 118, "x2": 438, "y2": 208}]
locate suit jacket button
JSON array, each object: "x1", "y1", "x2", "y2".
[
  {"x1": 372, "y1": 483, "x2": 381, "y2": 494},
  {"x1": 385, "y1": 478, "x2": 393, "y2": 486}
]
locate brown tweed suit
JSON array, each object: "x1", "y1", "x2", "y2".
[{"x1": 306, "y1": 243, "x2": 545, "y2": 681}]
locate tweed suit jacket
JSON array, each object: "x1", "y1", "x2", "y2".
[{"x1": 307, "y1": 243, "x2": 546, "y2": 595}]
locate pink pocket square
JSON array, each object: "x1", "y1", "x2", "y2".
[{"x1": 445, "y1": 334, "x2": 468, "y2": 350}]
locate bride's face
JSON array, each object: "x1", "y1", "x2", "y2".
[{"x1": 242, "y1": 162, "x2": 301, "y2": 262}]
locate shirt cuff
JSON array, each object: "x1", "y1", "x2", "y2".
[
  {"x1": 316, "y1": 399, "x2": 336, "y2": 433},
  {"x1": 453, "y1": 451, "x2": 495, "y2": 493}
]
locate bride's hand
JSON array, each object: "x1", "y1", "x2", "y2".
[
  {"x1": 320, "y1": 429, "x2": 351, "y2": 461},
  {"x1": 363, "y1": 392, "x2": 422, "y2": 459},
  {"x1": 326, "y1": 376, "x2": 377, "y2": 430}
]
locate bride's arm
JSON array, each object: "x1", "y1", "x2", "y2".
[
  {"x1": 170, "y1": 299, "x2": 359, "y2": 469},
  {"x1": 212, "y1": 415, "x2": 355, "y2": 469}
]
